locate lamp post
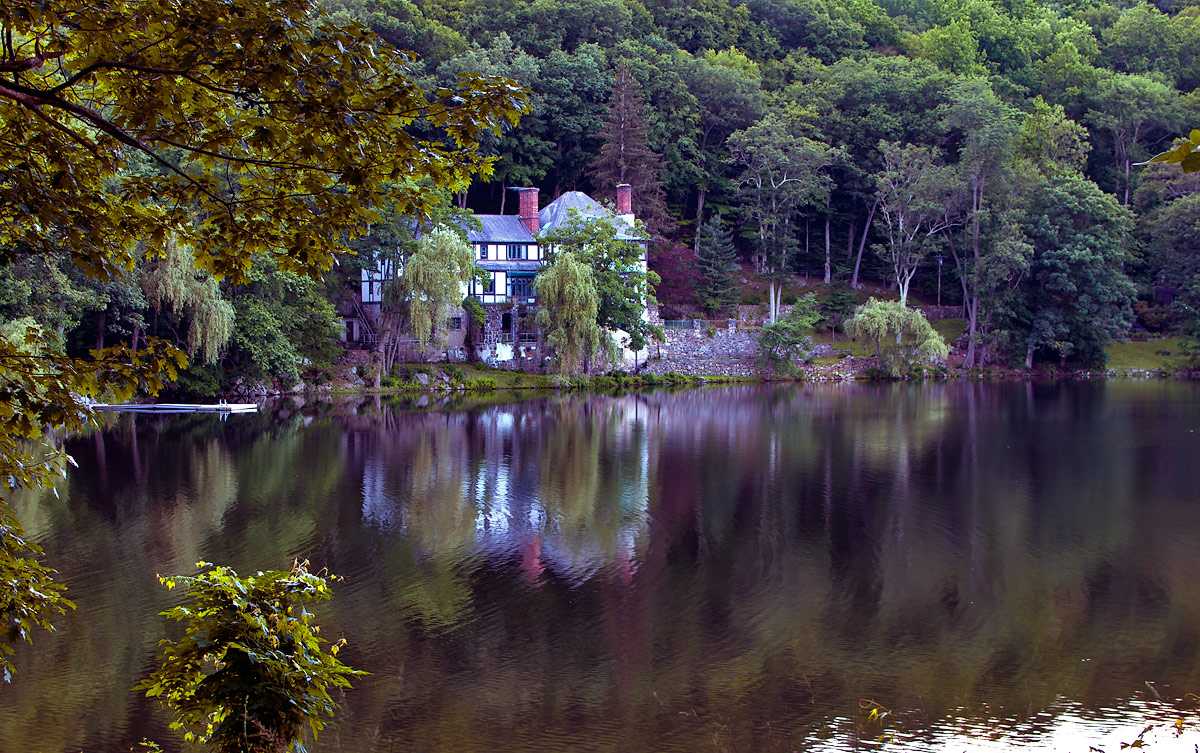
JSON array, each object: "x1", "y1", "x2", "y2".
[{"x1": 937, "y1": 256, "x2": 943, "y2": 308}]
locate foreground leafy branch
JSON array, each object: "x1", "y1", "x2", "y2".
[
  {"x1": 140, "y1": 560, "x2": 363, "y2": 753},
  {"x1": 0, "y1": 509, "x2": 74, "y2": 683}
]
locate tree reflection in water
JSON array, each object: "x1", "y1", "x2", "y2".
[{"x1": 3, "y1": 382, "x2": 1200, "y2": 752}]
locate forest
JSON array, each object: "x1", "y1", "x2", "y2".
[{"x1": 4, "y1": 0, "x2": 1200, "y2": 391}]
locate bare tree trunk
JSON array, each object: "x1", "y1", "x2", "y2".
[
  {"x1": 804, "y1": 217, "x2": 810, "y2": 281},
  {"x1": 962, "y1": 173, "x2": 986, "y2": 367},
  {"x1": 693, "y1": 187, "x2": 706, "y2": 253},
  {"x1": 823, "y1": 214, "x2": 832, "y2": 284},
  {"x1": 499, "y1": 182, "x2": 507, "y2": 215},
  {"x1": 95, "y1": 309, "x2": 107, "y2": 351},
  {"x1": 851, "y1": 199, "x2": 877, "y2": 290}
]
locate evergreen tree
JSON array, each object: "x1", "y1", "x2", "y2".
[
  {"x1": 589, "y1": 65, "x2": 675, "y2": 237},
  {"x1": 695, "y1": 212, "x2": 740, "y2": 316}
]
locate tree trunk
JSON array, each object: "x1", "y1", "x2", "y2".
[
  {"x1": 851, "y1": 200, "x2": 877, "y2": 290},
  {"x1": 499, "y1": 182, "x2": 507, "y2": 215},
  {"x1": 693, "y1": 187, "x2": 706, "y2": 253},
  {"x1": 95, "y1": 309, "x2": 107, "y2": 351},
  {"x1": 823, "y1": 214, "x2": 832, "y2": 284},
  {"x1": 804, "y1": 217, "x2": 810, "y2": 281}
]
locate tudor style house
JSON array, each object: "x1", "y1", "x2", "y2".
[{"x1": 348, "y1": 184, "x2": 648, "y2": 364}]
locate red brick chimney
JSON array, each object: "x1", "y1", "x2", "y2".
[
  {"x1": 516, "y1": 187, "x2": 539, "y2": 233},
  {"x1": 616, "y1": 183, "x2": 632, "y2": 216}
]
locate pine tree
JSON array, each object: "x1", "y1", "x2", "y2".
[
  {"x1": 589, "y1": 65, "x2": 675, "y2": 237},
  {"x1": 695, "y1": 212, "x2": 740, "y2": 316}
]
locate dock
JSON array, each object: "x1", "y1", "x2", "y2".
[{"x1": 93, "y1": 402, "x2": 259, "y2": 414}]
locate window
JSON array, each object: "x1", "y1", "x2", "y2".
[
  {"x1": 478, "y1": 243, "x2": 488, "y2": 260},
  {"x1": 482, "y1": 274, "x2": 495, "y2": 294},
  {"x1": 506, "y1": 244, "x2": 526, "y2": 260},
  {"x1": 508, "y1": 275, "x2": 534, "y2": 300},
  {"x1": 447, "y1": 316, "x2": 463, "y2": 331}
]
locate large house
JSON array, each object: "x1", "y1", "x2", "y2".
[{"x1": 349, "y1": 184, "x2": 648, "y2": 364}]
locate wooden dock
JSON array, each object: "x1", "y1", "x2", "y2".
[{"x1": 93, "y1": 402, "x2": 259, "y2": 414}]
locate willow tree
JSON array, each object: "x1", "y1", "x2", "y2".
[
  {"x1": 141, "y1": 238, "x2": 235, "y2": 364},
  {"x1": 0, "y1": 0, "x2": 524, "y2": 677},
  {"x1": 400, "y1": 227, "x2": 479, "y2": 354},
  {"x1": 535, "y1": 251, "x2": 603, "y2": 374},
  {"x1": 846, "y1": 298, "x2": 949, "y2": 377}
]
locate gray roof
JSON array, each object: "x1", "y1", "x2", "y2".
[
  {"x1": 465, "y1": 215, "x2": 536, "y2": 244},
  {"x1": 537, "y1": 191, "x2": 644, "y2": 241},
  {"x1": 478, "y1": 260, "x2": 542, "y2": 273}
]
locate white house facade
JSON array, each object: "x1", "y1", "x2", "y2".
[{"x1": 347, "y1": 183, "x2": 648, "y2": 364}]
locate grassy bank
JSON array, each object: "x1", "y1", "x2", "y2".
[{"x1": 349, "y1": 362, "x2": 759, "y2": 393}]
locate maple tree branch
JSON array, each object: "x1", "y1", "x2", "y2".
[{"x1": 0, "y1": 51, "x2": 64, "y2": 73}]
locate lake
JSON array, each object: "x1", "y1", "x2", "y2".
[{"x1": 4, "y1": 381, "x2": 1200, "y2": 752}]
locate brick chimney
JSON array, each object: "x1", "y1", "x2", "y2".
[
  {"x1": 515, "y1": 187, "x2": 539, "y2": 234},
  {"x1": 616, "y1": 183, "x2": 632, "y2": 216}
]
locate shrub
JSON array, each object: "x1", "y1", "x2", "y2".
[
  {"x1": 758, "y1": 293, "x2": 819, "y2": 375},
  {"x1": 139, "y1": 561, "x2": 362, "y2": 753},
  {"x1": 464, "y1": 376, "x2": 497, "y2": 390}
]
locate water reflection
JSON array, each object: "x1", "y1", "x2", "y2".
[{"x1": 3, "y1": 382, "x2": 1200, "y2": 752}]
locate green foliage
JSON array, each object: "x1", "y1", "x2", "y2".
[
  {"x1": 535, "y1": 251, "x2": 604, "y2": 374},
  {"x1": 0, "y1": 316, "x2": 178, "y2": 681},
  {"x1": 0, "y1": 0, "x2": 526, "y2": 285},
  {"x1": 540, "y1": 210, "x2": 661, "y2": 352},
  {"x1": 817, "y1": 285, "x2": 859, "y2": 333},
  {"x1": 0, "y1": 318, "x2": 184, "y2": 494},
  {"x1": 401, "y1": 227, "x2": 479, "y2": 351},
  {"x1": 695, "y1": 212, "x2": 741, "y2": 316},
  {"x1": 0, "y1": 256, "x2": 103, "y2": 336},
  {"x1": 1017, "y1": 97, "x2": 1091, "y2": 177},
  {"x1": 462, "y1": 295, "x2": 487, "y2": 331},
  {"x1": 871, "y1": 140, "x2": 956, "y2": 307},
  {"x1": 0, "y1": 510, "x2": 74, "y2": 684},
  {"x1": 758, "y1": 293, "x2": 820, "y2": 374},
  {"x1": 729, "y1": 113, "x2": 838, "y2": 320},
  {"x1": 989, "y1": 174, "x2": 1135, "y2": 368},
  {"x1": 1147, "y1": 129, "x2": 1200, "y2": 174},
  {"x1": 142, "y1": 237, "x2": 235, "y2": 365},
  {"x1": 590, "y1": 65, "x2": 674, "y2": 236},
  {"x1": 846, "y1": 298, "x2": 950, "y2": 377},
  {"x1": 140, "y1": 560, "x2": 363, "y2": 753}
]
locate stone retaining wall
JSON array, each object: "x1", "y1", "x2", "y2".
[
  {"x1": 642, "y1": 358, "x2": 764, "y2": 377},
  {"x1": 641, "y1": 326, "x2": 839, "y2": 377}
]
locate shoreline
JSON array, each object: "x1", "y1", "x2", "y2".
[{"x1": 216, "y1": 358, "x2": 1198, "y2": 402}]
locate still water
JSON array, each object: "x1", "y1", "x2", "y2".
[{"x1": 4, "y1": 381, "x2": 1200, "y2": 752}]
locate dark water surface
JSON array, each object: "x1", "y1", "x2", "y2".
[{"x1": 5, "y1": 381, "x2": 1200, "y2": 752}]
